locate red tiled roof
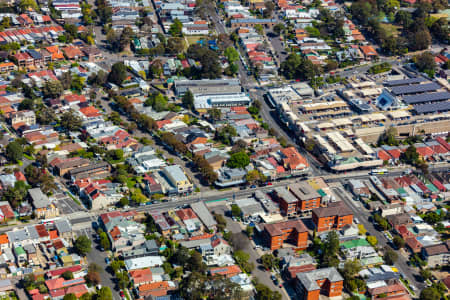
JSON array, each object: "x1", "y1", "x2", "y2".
[
  {"x1": 129, "y1": 268, "x2": 152, "y2": 285},
  {"x1": 209, "y1": 265, "x2": 241, "y2": 277},
  {"x1": 416, "y1": 146, "x2": 434, "y2": 157},
  {"x1": 377, "y1": 150, "x2": 392, "y2": 161}
]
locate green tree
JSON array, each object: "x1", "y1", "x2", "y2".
[
  {"x1": 423, "y1": 212, "x2": 441, "y2": 225},
  {"x1": 19, "y1": 0, "x2": 38, "y2": 12},
  {"x1": 166, "y1": 37, "x2": 185, "y2": 55},
  {"x1": 383, "y1": 247, "x2": 398, "y2": 265},
  {"x1": 254, "y1": 283, "x2": 282, "y2": 300},
  {"x1": 261, "y1": 253, "x2": 279, "y2": 270},
  {"x1": 367, "y1": 235, "x2": 378, "y2": 247},
  {"x1": 227, "y1": 151, "x2": 250, "y2": 169},
  {"x1": 231, "y1": 204, "x2": 241, "y2": 217},
  {"x1": 224, "y1": 46, "x2": 239, "y2": 63},
  {"x1": 97, "y1": 286, "x2": 113, "y2": 300},
  {"x1": 60, "y1": 110, "x2": 82, "y2": 132},
  {"x1": 182, "y1": 90, "x2": 194, "y2": 110},
  {"x1": 169, "y1": 18, "x2": 183, "y2": 37},
  {"x1": 246, "y1": 225, "x2": 254, "y2": 237},
  {"x1": 420, "y1": 269, "x2": 432, "y2": 280},
  {"x1": 108, "y1": 62, "x2": 127, "y2": 85},
  {"x1": 393, "y1": 235, "x2": 405, "y2": 249},
  {"x1": 420, "y1": 287, "x2": 440, "y2": 300},
  {"x1": 273, "y1": 23, "x2": 285, "y2": 36},
  {"x1": 414, "y1": 51, "x2": 436, "y2": 74},
  {"x1": 5, "y1": 141, "x2": 23, "y2": 163},
  {"x1": 63, "y1": 294, "x2": 77, "y2": 300},
  {"x1": 61, "y1": 271, "x2": 74, "y2": 280},
  {"x1": 216, "y1": 124, "x2": 237, "y2": 145},
  {"x1": 209, "y1": 108, "x2": 222, "y2": 121},
  {"x1": 341, "y1": 260, "x2": 362, "y2": 279},
  {"x1": 401, "y1": 145, "x2": 419, "y2": 165},
  {"x1": 42, "y1": 80, "x2": 64, "y2": 98},
  {"x1": 74, "y1": 235, "x2": 91, "y2": 255},
  {"x1": 99, "y1": 232, "x2": 111, "y2": 250}
]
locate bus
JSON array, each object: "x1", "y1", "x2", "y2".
[{"x1": 369, "y1": 168, "x2": 388, "y2": 175}]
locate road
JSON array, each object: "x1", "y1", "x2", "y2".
[
  {"x1": 213, "y1": 205, "x2": 290, "y2": 300},
  {"x1": 334, "y1": 184, "x2": 425, "y2": 291}
]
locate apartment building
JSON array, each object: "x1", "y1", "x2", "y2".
[
  {"x1": 263, "y1": 219, "x2": 308, "y2": 250},
  {"x1": 312, "y1": 201, "x2": 353, "y2": 232}
]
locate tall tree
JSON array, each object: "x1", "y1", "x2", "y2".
[{"x1": 108, "y1": 62, "x2": 127, "y2": 85}]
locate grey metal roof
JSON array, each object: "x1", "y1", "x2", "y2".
[
  {"x1": 191, "y1": 201, "x2": 217, "y2": 229},
  {"x1": 296, "y1": 267, "x2": 343, "y2": 291},
  {"x1": 391, "y1": 83, "x2": 440, "y2": 95},
  {"x1": 384, "y1": 77, "x2": 425, "y2": 87},
  {"x1": 403, "y1": 92, "x2": 450, "y2": 104},
  {"x1": 55, "y1": 219, "x2": 72, "y2": 233},
  {"x1": 163, "y1": 165, "x2": 188, "y2": 182},
  {"x1": 28, "y1": 188, "x2": 50, "y2": 209},
  {"x1": 414, "y1": 101, "x2": 450, "y2": 114}
]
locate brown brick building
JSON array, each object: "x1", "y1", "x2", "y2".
[
  {"x1": 289, "y1": 182, "x2": 322, "y2": 212},
  {"x1": 312, "y1": 201, "x2": 353, "y2": 232},
  {"x1": 264, "y1": 219, "x2": 308, "y2": 250},
  {"x1": 295, "y1": 267, "x2": 344, "y2": 300}
]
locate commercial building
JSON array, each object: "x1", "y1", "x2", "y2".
[
  {"x1": 312, "y1": 201, "x2": 353, "y2": 232},
  {"x1": 263, "y1": 219, "x2": 308, "y2": 250},
  {"x1": 162, "y1": 165, "x2": 193, "y2": 194},
  {"x1": 174, "y1": 79, "x2": 241, "y2": 96},
  {"x1": 193, "y1": 93, "x2": 251, "y2": 111}
]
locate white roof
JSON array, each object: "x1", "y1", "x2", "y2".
[{"x1": 125, "y1": 256, "x2": 165, "y2": 270}]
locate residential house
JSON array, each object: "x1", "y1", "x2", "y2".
[
  {"x1": 421, "y1": 241, "x2": 450, "y2": 268},
  {"x1": 69, "y1": 161, "x2": 111, "y2": 181}
]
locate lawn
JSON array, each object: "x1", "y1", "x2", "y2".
[
  {"x1": 185, "y1": 35, "x2": 205, "y2": 46},
  {"x1": 380, "y1": 24, "x2": 401, "y2": 37}
]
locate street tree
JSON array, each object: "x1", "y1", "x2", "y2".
[
  {"x1": 74, "y1": 235, "x2": 91, "y2": 256},
  {"x1": 367, "y1": 236, "x2": 378, "y2": 247},
  {"x1": 393, "y1": 235, "x2": 405, "y2": 249},
  {"x1": 383, "y1": 247, "x2": 398, "y2": 265},
  {"x1": 231, "y1": 204, "x2": 241, "y2": 217},
  {"x1": 420, "y1": 287, "x2": 441, "y2": 300},
  {"x1": 224, "y1": 46, "x2": 239, "y2": 63},
  {"x1": 97, "y1": 286, "x2": 113, "y2": 300}
]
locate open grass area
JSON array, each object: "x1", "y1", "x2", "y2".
[
  {"x1": 185, "y1": 35, "x2": 205, "y2": 46},
  {"x1": 380, "y1": 24, "x2": 401, "y2": 37}
]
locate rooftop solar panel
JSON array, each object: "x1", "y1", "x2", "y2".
[
  {"x1": 392, "y1": 83, "x2": 441, "y2": 95},
  {"x1": 384, "y1": 77, "x2": 425, "y2": 87},
  {"x1": 414, "y1": 101, "x2": 450, "y2": 114},
  {"x1": 403, "y1": 92, "x2": 450, "y2": 104}
]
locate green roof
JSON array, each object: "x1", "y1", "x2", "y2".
[
  {"x1": 426, "y1": 184, "x2": 439, "y2": 193},
  {"x1": 14, "y1": 246, "x2": 25, "y2": 256},
  {"x1": 360, "y1": 256, "x2": 383, "y2": 266},
  {"x1": 341, "y1": 238, "x2": 370, "y2": 249},
  {"x1": 397, "y1": 187, "x2": 407, "y2": 196},
  {"x1": 317, "y1": 189, "x2": 327, "y2": 197}
]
